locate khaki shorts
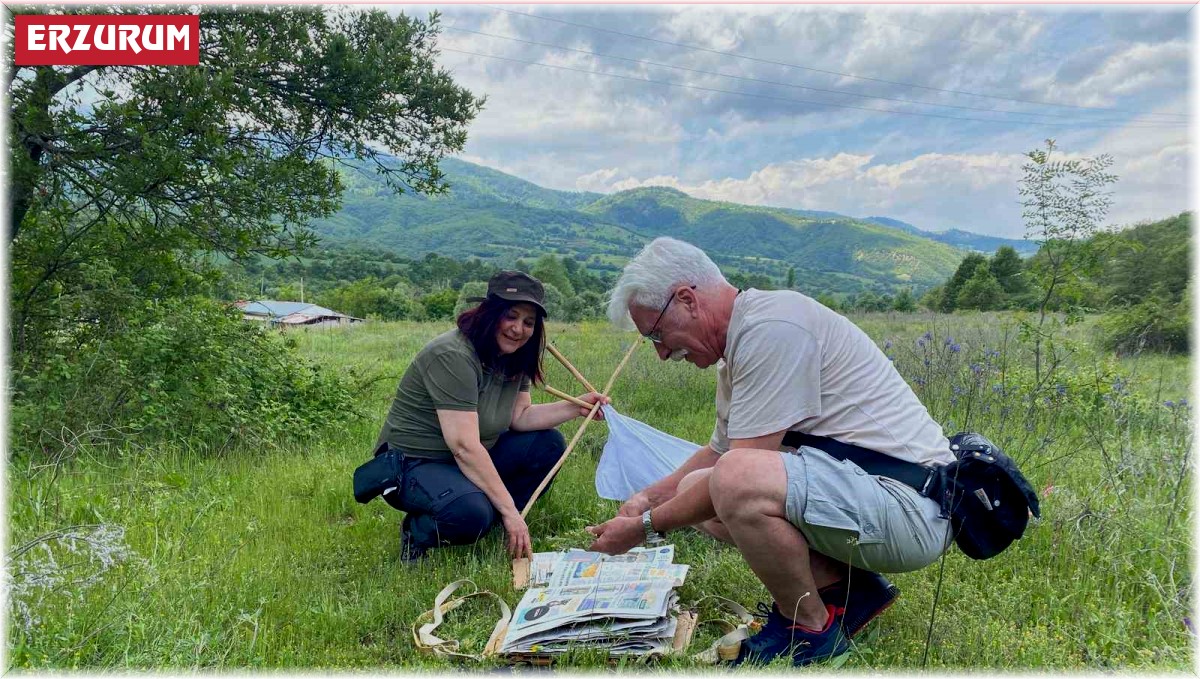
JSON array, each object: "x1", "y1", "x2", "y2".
[{"x1": 781, "y1": 446, "x2": 952, "y2": 573}]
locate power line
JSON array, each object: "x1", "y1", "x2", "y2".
[
  {"x1": 444, "y1": 25, "x2": 1184, "y2": 127},
  {"x1": 484, "y1": 6, "x2": 1189, "y2": 120},
  {"x1": 442, "y1": 47, "x2": 1182, "y2": 129},
  {"x1": 821, "y1": 8, "x2": 1066, "y2": 66}
]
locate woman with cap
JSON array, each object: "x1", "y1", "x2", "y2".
[{"x1": 374, "y1": 270, "x2": 609, "y2": 562}]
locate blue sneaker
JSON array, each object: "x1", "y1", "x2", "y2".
[
  {"x1": 819, "y1": 568, "x2": 900, "y2": 637},
  {"x1": 731, "y1": 602, "x2": 850, "y2": 667}
]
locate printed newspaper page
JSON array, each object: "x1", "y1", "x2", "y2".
[{"x1": 501, "y1": 546, "x2": 687, "y2": 657}]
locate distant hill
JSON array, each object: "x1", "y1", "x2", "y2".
[
  {"x1": 308, "y1": 158, "x2": 1023, "y2": 295},
  {"x1": 580, "y1": 187, "x2": 966, "y2": 292},
  {"x1": 862, "y1": 217, "x2": 1040, "y2": 256}
]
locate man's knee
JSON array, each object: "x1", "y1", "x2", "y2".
[
  {"x1": 431, "y1": 493, "x2": 496, "y2": 545},
  {"x1": 710, "y1": 449, "x2": 784, "y2": 520}
]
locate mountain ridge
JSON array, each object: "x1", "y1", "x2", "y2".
[{"x1": 310, "y1": 158, "x2": 1029, "y2": 295}]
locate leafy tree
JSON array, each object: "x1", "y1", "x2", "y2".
[
  {"x1": 989, "y1": 246, "x2": 1026, "y2": 296},
  {"x1": 815, "y1": 293, "x2": 842, "y2": 312},
  {"x1": 531, "y1": 255, "x2": 574, "y2": 297},
  {"x1": 940, "y1": 253, "x2": 989, "y2": 312},
  {"x1": 919, "y1": 285, "x2": 944, "y2": 311},
  {"x1": 560, "y1": 295, "x2": 587, "y2": 323},
  {"x1": 855, "y1": 290, "x2": 890, "y2": 312},
  {"x1": 541, "y1": 284, "x2": 566, "y2": 320},
  {"x1": 420, "y1": 287, "x2": 459, "y2": 320},
  {"x1": 454, "y1": 281, "x2": 488, "y2": 317},
  {"x1": 1099, "y1": 212, "x2": 1189, "y2": 306},
  {"x1": 1100, "y1": 286, "x2": 1190, "y2": 354},
  {"x1": 891, "y1": 287, "x2": 917, "y2": 312},
  {"x1": 786, "y1": 267, "x2": 796, "y2": 289},
  {"x1": 956, "y1": 266, "x2": 1004, "y2": 310},
  {"x1": 9, "y1": 7, "x2": 482, "y2": 354},
  {"x1": 1018, "y1": 139, "x2": 1117, "y2": 382},
  {"x1": 317, "y1": 276, "x2": 416, "y2": 320},
  {"x1": 577, "y1": 291, "x2": 606, "y2": 319},
  {"x1": 727, "y1": 272, "x2": 775, "y2": 291}
]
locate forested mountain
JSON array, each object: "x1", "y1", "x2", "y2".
[
  {"x1": 862, "y1": 217, "x2": 1039, "y2": 256},
  {"x1": 309, "y1": 158, "x2": 1022, "y2": 295},
  {"x1": 580, "y1": 186, "x2": 966, "y2": 292}
]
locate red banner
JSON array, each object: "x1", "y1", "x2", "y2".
[{"x1": 14, "y1": 14, "x2": 200, "y2": 66}]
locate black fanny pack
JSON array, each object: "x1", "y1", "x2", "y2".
[
  {"x1": 352, "y1": 442, "x2": 402, "y2": 504},
  {"x1": 782, "y1": 431, "x2": 1041, "y2": 560}
]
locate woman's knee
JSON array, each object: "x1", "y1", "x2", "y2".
[
  {"x1": 538, "y1": 428, "x2": 566, "y2": 454},
  {"x1": 529, "y1": 428, "x2": 566, "y2": 469},
  {"x1": 430, "y1": 493, "x2": 496, "y2": 545}
]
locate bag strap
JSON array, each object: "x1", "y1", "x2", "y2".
[
  {"x1": 782, "y1": 432, "x2": 937, "y2": 496},
  {"x1": 412, "y1": 579, "x2": 512, "y2": 661},
  {"x1": 689, "y1": 595, "x2": 761, "y2": 664}
]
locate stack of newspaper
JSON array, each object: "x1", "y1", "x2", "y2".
[{"x1": 501, "y1": 545, "x2": 689, "y2": 657}]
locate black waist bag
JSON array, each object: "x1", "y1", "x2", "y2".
[
  {"x1": 783, "y1": 430, "x2": 1040, "y2": 560},
  {"x1": 353, "y1": 442, "x2": 402, "y2": 504},
  {"x1": 930, "y1": 432, "x2": 1042, "y2": 560}
]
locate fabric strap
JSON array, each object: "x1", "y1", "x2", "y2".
[
  {"x1": 412, "y1": 579, "x2": 511, "y2": 661},
  {"x1": 781, "y1": 432, "x2": 937, "y2": 495}
]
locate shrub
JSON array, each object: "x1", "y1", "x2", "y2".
[
  {"x1": 420, "y1": 288, "x2": 460, "y2": 320},
  {"x1": 453, "y1": 281, "x2": 488, "y2": 317},
  {"x1": 10, "y1": 297, "x2": 361, "y2": 457},
  {"x1": 1100, "y1": 292, "x2": 1190, "y2": 354}
]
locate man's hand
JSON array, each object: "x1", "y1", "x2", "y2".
[
  {"x1": 576, "y1": 392, "x2": 611, "y2": 420},
  {"x1": 586, "y1": 515, "x2": 644, "y2": 555},
  {"x1": 618, "y1": 491, "x2": 652, "y2": 518},
  {"x1": 502, "y1": 513, "x2": 532, "y2": 559}
]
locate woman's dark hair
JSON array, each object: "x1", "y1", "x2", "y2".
[{"x1": 457, "y1": 296, "x2": 545, "y2": 384}]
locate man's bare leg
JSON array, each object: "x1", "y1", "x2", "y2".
[
  {"x1": 677, "y1": 467, "x2": 851, "y2": 589},
  {"x1": 677, "y1": 468, "x2": 733, "y2": 543},
  {"x1": 709, "y1": 448, "x2": 842, "y2": 629}
]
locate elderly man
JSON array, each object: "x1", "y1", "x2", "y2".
[{"x1": 587, "y1": 237, "x2": 955, "y2": 666}]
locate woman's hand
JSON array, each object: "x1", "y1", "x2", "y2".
[
  {"x1": 618, "y1": 491, "x2": 653, "y2": 517},
  {"x1": 502, "y1": 512, "x2": 533, "y2": 559},
  {"x1": 576, "y1": 392, "x2": 611, "y2": 420}
]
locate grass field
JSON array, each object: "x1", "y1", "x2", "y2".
[{"x1": 7, "y1": 312, "x2": 1193, "y2": 670}]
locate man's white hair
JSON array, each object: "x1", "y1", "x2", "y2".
[{"x1": 607, "y1": 237, "x2": 728, "y2": 329}]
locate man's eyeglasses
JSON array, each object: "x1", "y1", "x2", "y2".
[{"x1": 643, "y1": 285, "x2": 696, "y2": 344}]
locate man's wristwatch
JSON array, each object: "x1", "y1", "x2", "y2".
[{"x1": 641, "y1": 509, "x2": 666, "y2": 545}]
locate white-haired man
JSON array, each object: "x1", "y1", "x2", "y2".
[{"x1": 587, "y1": 237, "x2": 954, "y2": 667}]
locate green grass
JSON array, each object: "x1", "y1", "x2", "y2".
[{"x1": 7, "y1": 314, "x2": 1192, "y2": 670}]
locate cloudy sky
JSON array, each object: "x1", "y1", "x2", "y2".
[{"x1": 403, "y1": 4, "x2": 1189, "y2": 238}]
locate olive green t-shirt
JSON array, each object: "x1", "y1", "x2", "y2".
[{"x1": 376, "y1": 330, "x2": 531, "y2": 459}]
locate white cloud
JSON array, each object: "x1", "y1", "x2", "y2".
[
  {"x1": 587, "y1": 152, "x2": 1027, "y2": 235},
  {"x1": 1023, "y1": 40, "x2": 1189, "y2": 107},
  {"x1": 431, "y1": 5, "x2": 1187, "y2": 232},
  {"x1": 1080, "y1": 104, "x2": 1190, "y2": 227},
  {"x1": 575, "y1": 167, "x2": 620, "y2": 192}
]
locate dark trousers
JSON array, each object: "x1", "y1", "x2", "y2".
[{"x1": 383, "y1": 429, "x2": 567, "y2": 550}]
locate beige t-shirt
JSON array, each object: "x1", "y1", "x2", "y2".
[{"x1": 709, "y1": 289, "x2": 953, "y2": 466}]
